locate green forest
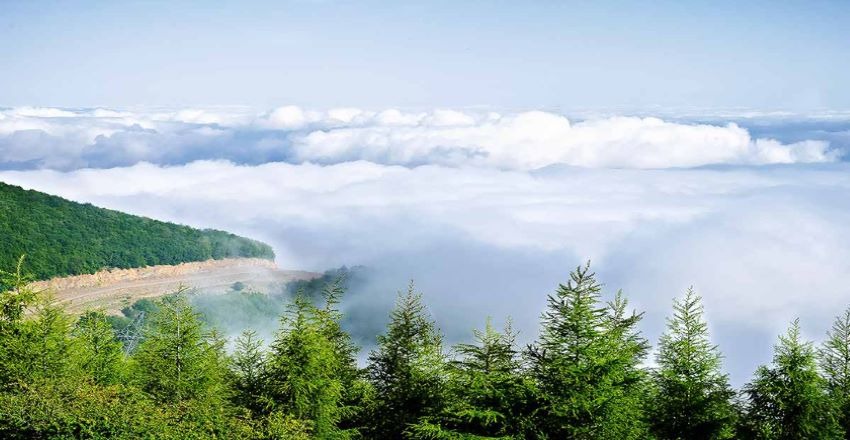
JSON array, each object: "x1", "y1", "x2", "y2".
[
  {"x1": 2, "y1": 258, "x2": 849, "y2": 439},
  {"x1": 0, "y1": 182, "x2": 274, "y2": 280}
]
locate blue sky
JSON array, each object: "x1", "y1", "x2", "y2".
[{"x1": 2, "y1": 0, "x2": 849, "y2": 110}]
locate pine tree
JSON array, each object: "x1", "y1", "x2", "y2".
[
  {"x1": 528, "y1": 262, "x2": 650, "y2": 439},
  {"x1": 265, "y1": 294, "x2": 347, "y2": 438},
  {"x1": 650, "y1": 288, "x2": 736, "y2": 440},
  {"x1": 73, "y1": 311, "x2": 125, "y2": 385},
  {"x1": 820, "y1": 308, "x2": 850, "y2": 438},
  {"x1": 741, "y1": 319, "x2": 841, "y2": 439},
  {"x1": 367, "y1": 283, "x2": 446, "y2": 439}
]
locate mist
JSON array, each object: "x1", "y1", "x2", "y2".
[{"x1": 3, "y1": 107, "x2": 850, "y2": 385}]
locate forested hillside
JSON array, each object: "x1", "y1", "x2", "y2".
[
  {"x1": 0, "y1": 182, "x2": 274, "y2": 280},
  {"x1": 3, "y1": 260, "x2": 850, "y2": 439}
]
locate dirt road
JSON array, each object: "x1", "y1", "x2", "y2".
[{"x1": 29, "y1": 258, "x2": 319, "y2": 314}]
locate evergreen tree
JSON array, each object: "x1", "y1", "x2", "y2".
[
  {"x1": 231, "y1": 329, "x2": 268, "y2": 414},
  {"x1": 316, "y1": 276, "x2": 372, "y2": 433},
  {"x1": 132, "y1": 291, "x2": 230, "y2": 405},
  {"x1": 528, "y1": 263, "x2": 650, "y2": 439},
  {"x1": 650, "y1": 288, "x2": 736, "y2": 440},
  {"x1": 741, "y1": 319, "x2": 841, "y2": 439},
  {"x1": 409, "y1": 318, "x2": 536, "y2": 439},
  {"x1": 367, "y1": 283, "x2": 446, "y2": 439},
  {"x1": 265, "y1": 294, "x2": 348, "y2": 438},
  {"x1": 820, "y1": 308, "x2": 850, "y2": 438},
  {"x1": 0, "y1": 256, "x2": 39, "y2": 386},
  {"x1": 72, "y1": 311, "x2": 125, "y2": 385}
]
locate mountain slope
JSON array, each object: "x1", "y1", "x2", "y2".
[{"x1": 0, "y1": 181, "x2": 274, "y2": 280}]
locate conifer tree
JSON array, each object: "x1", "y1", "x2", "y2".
[
  {"x1": 73, "y1": 311, "x2": 125, "y2": 385},
  {"x1": 650, "y1": 288, "x2": 736, "y2": 440},
  {"x1": 265, "y1": 294, "x2": 348, "y2": 438},
  {"x1": 409, "y1": 318, "x2": 536, "y2": 439},
  {"x1": 528, "y1": 263, "x2": 650, "y2": 439},
  {"x1": 231, "y1": 329, "x2": 267, "y2": 414},
  {"x1": 741, "y1": 319, "x2": 841, "y2": 439},
  {"x1": 317, "y1": 277, "x2": 372, "y2": 432},
  {"x1": 820, "y1": 308, "x2": 850, "y2": 438},
  {"x1": 132, "y1": 292, "x2": 230, "y2": 405},
  {"x1": 0, "y1": 256, "x2": 40, "y2": 386},
  {"x1": 367, "y1": 283, "x2": 446, "y2": 439}
]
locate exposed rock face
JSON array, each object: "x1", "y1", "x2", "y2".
[{"x1": 28, "y1": 258, "x2": 318, "y2": 314}]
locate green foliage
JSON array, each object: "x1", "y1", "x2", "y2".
[
  {"x1": 0, "y1": 182, "x2": 274, "y2": 280},
  {"x1": 528, "y1": 263, "x2": 651, "y2": 439},
  {"x1": 72, "y1": 311, "x2": 126, "y2": 385},
  {"x1": 0, "y1": 259, "x2": 73, "y2": 386},
  {"x1": 650, "y1": 288, "x2": 737, "y2": 440},
  {"x1": 265, "y1": 295, "x2": 349, "y2": 438},
  {"x1": 192, "y1": 289, "x2": 284, "y2": 338},
  {"x1": 409, "y1": 318, "x2": 536, "y2": 439},
  {"x1": 741, "y1": 319, "x2": 842, "y2": 439},
  {"x1": 12, "y1": 255, "x2": 850, "y2": 439},
  {"x1": 820, "y1": 308, "x2": 850, "y2": 439},
  {"x1": 367, "y1": 283, "x2": 447, "y2": 439},
  {"x1": 132, "y1": 292, "x2": 230, "y2": 405},
  {"x1": 231, "y1": 330, "x2": 268, "y2": 415}
]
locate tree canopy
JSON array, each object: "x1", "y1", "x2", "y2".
[
  {"x1": 5, "y1": 257, "x2": 850, "y2": 439},
  {"x1": 0, "y1": 182, "x2": 274, "y2": 280}
]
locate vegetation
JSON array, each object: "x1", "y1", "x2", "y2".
[
  {"x1": 649, "y1": 288, "x2": 737, "y2": 440},
  {"x1": 0, "y1": 182, "x2": 274, "y2": 280},
  {"x1": 7, "y1": 257, "x2": 850, "y2": 439}
]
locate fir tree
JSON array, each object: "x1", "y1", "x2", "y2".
[
  {"x1": 265, "y1": 294, "x2": 348, "y2": 438},
  {"x1": 132, "y1": 291, "x2": 230, "y2": 405},
  {"x1": 367, "y1": 283, "x2": 446, "y2": 439},
  {"x1": 73, "y1": 311, "x2": 125, "y2": 385},
  {"x1": 820, "y1": 308, "x2": 850, "y2": 438},
  {"x1": 528, "y1": 262, "x2": 650, "y2": 439},
  {"x1": 741, "y1": 319, "x2": 841, "y2": 439},
  {"x1": 0, "y1": 256, "x2": 39, "y2": 386},
  {"x1": 650, "y1": 288, "x2": 736, "y2": 440},
  {"x1": 231, "y1": 329, "x2": 267, "y2": 414},
  {"x1": 317, "y1": 276, "x2": 372, "y2": 433},
  {"x1": 409, "y1": 317, "x2": 536, "y2": 439}
]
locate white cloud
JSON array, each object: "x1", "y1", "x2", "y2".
[
  {"x1": 292, "y1": 113, "x2": 836, "y2": 169},
  {"x1": 0, "y1": 106, "x2": 839, "y2": 170},
  {"x1": 0, "y1": 105, "x2": 848, "y2": 383},
  {"x1": 3, "y1": 159, "x2": 850, "y2": 383}
]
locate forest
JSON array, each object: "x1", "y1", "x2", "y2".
[
  {"x1": 1, "y1": 257, "x2": 849, "y2": 440},
  {"x1": 0, "y1": 182, "x2": 274, "y2": 280}
]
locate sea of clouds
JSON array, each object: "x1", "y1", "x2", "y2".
[{"x1": 2, "y1": 105, "x2": 850, "y2": 384}]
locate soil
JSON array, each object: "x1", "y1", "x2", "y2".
[{"x1": 28, "y1": 258, "x2": 319, "y2": 315}]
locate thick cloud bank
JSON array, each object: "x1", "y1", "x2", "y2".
[
  {"x1": 2, "y1": 106, "x2": 850, "y2": 383},
  {"x1": 3, "y1": 158, "x2": 850, "y2": 384},
  {"x1": 0, "y1": 106, "x2": 840, "y2": 170}
]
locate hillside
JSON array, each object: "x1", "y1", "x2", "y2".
[{"x1": 0, "y1": 181, "x2": 274, "y2": 280}]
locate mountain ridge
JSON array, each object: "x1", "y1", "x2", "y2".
[{"x1": 0, "y1": 181, "x2": 275, "y2": 280}]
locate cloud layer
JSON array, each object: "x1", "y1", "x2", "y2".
[
  {"x1": 3, "y1": 106, "x2": 850, "y2": 383},
  {"x1": 0, "y1": 106, "x2": 841, "y2": 171},
  {"x1": 4, "y1": 158, "x2": 850, "y2": 384}
]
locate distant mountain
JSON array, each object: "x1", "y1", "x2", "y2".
[{"x1": 0, "y1": 182, "x2": 274, "y2": 280}]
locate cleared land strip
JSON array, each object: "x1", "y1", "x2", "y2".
[{"x1": 28, "y1": 258, "x2": 319, "y2": 314}]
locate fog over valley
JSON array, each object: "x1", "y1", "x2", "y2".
[{"x1": 3, "y1": 106, "x2": 850, "y2": 384}]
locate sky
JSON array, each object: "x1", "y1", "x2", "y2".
[
  {"x1": 2, "y1": 1, "x2": 850, "y2": 385},
  {"x1": 1, "y1": 0, "x2": 850, "y2": 110}
]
